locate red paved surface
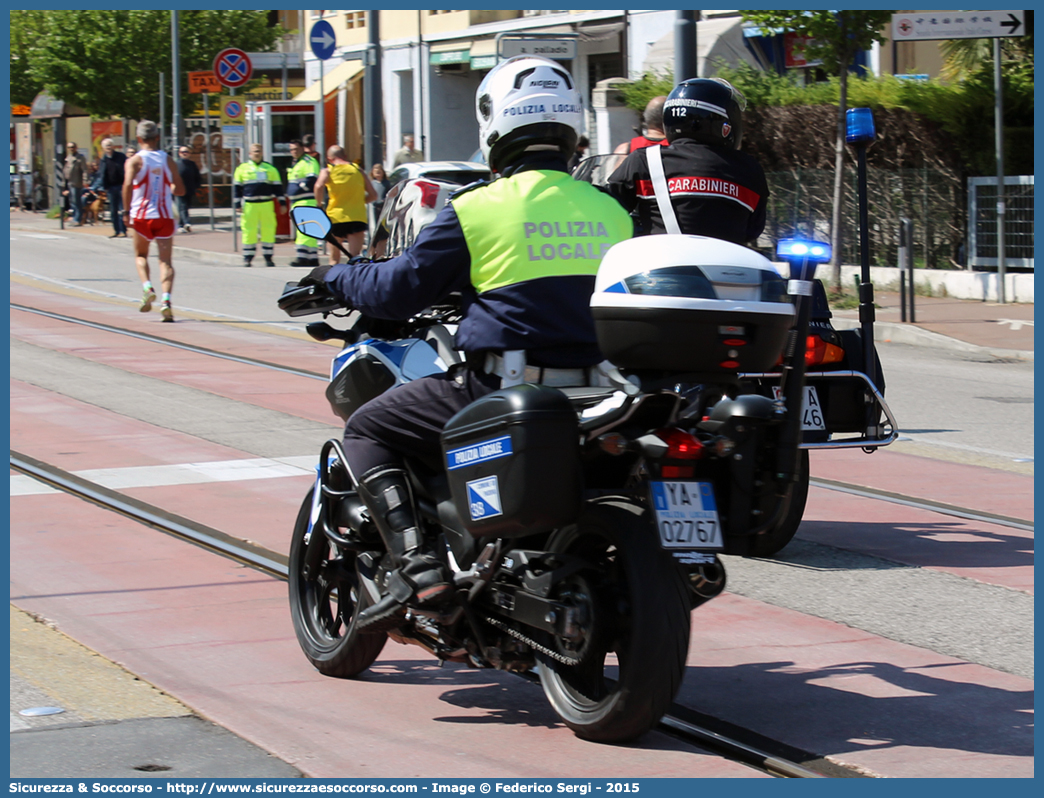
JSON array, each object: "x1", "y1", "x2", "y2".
[
  {"x1": 9, "y1": 495, "x2": 765, "y2": 778},
  {"x1": 675, "y1": 594, "x2": 1032, "y2": 779},
  {"x1": 808, "y1": 447, "x2": 1033, "y2": 522}
]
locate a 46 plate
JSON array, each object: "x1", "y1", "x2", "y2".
[{"x1": 650, "y1": 481, "x2": 723, "y2": 550}]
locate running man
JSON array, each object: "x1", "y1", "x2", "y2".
[{"x1": 122, "y1": 120, "x2": 185, "y2": 322}]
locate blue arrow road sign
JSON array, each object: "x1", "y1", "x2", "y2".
[{"x1": 311, "y1": 20, "x2": 337, "y2": 60}]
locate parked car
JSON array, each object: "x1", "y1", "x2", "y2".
[
  {"x1": 386, "y1": 160, "x2": 490, "y2": 190},
  {"x1": 373, "y1": 161, "x2": 491, "y2": 258}
]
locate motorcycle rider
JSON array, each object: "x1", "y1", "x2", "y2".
[
  {"x1": 606, "y1": 78, "x2": 768, "y2": 245},
  {"x1": 297, "y1": 56, "x2": 632, "y2": 631}
]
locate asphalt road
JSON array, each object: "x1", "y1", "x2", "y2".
[{"x1": 10, "y1": 232, "x2": 1035, "y2": 469}]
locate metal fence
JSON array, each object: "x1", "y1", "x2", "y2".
[
  {"x1": 967, "y1": 175, "x2": 1034, "y2": 269},
  {"x1": 761, "y1": 167, "x2": 967, "y2": 270}
]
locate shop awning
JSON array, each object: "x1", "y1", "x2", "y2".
[
  {"x1": 296, "y1": 60, "x2": 364, "y2": 103},
  {"x1": 430, "y1": 41, "x2": 471, "y2": 66},
  {"x1": 29, "y1": 93, "x2": 88, "y2": 119},
  {"x1": 469, "y1": 39, "x2": 497, "y2": 70}
]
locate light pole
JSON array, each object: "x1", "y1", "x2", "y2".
[
  {"x1": 846, "y1": 107, "x2": 878, "y2": 392},
  {"x1": 171, "y1": 11, "x2": 182, "y2": 152}
]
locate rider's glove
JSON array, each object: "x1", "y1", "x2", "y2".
[{"x1": 298, "y1": 264, "x2": 332, "y2": 288}]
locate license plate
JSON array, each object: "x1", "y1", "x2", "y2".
[
  {"x1": 772, "y1": 385, "x2": 826, "y2": 431},
  {"x1": 650, "y1": 481, "x2": 723, "y2": 551}
]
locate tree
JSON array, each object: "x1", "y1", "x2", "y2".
[
  {"x1": 11, "y1": 10, "x2": 282, "y2": 122},
  {"x1": 10, "y1": 11, "x2": 47, "y2": 106},
  {"x1": 741, "y1": 10, "x2": 894, "y2": 289}
]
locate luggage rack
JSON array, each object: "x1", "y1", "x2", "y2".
[{"x1": 739, "y1": 369, "x2": 900, "y2": 451}]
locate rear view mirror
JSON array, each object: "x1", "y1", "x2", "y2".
[
  {"x1": 291, "y1": 206, "x2": 332, "y2": 240},
  {"x1": 291, "y1": 205, "x2": 351, "y2": 261}
]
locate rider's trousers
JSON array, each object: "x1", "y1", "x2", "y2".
[{"x1": 340, "y1": 366, "x2": 500, "y2": 483}]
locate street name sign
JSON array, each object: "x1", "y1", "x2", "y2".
[
  {"x1": 214, "y1": 48, "x2": 253, "y2": 89},
  {"x1": 892, "y1": 11, "x2": 1024, "y2": 41},
  {"x1": 499, "y1": 37, "x2": 577, "y2": 60}
]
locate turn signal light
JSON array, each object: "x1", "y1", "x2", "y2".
[{"x1": 806, "y1": 334, "x2": 845, "y2": 366}]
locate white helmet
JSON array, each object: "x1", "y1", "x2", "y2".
[{"x1": 476, "y1": 56, "x2": 582, "y2": 173}]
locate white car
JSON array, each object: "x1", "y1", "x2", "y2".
[
  {"x1": 375, "y1": 161, "x2": 491, "y2": 258},
  {"x1": 386, "y1": 160, "x2": 490, "y2": 190}
]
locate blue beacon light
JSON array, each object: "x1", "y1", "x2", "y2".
[
  {"x1": 846, "y1": 107, "x2": 876, "y2": 144},
  {"x1": 776, "y1": 238, "x2": 832, "y2": 264}
]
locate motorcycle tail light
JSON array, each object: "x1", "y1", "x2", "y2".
[
  {"x1": 416, "y1": 180, "x2": 442, "y2": 209},
  {"x1": 805, "y1": 334, "x2": 845, "y2": 366},
  {"x1": 655, "y1": 428, "x2": 704, "y2": 460}
]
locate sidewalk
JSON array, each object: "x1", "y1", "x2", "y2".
[
  {"x1": 10, "y1": 206, "x2": 1033, "y2": 359},
  {"x1": 829, "y1": 290, "x2": 1033, "y2": 359}
]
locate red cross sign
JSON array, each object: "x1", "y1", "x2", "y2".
[{"x1": 213, "y1": 48, "x2": 253, "y2": 89}]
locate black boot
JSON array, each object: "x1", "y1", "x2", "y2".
[
  {"x1": 264, "y1": 255, "x2": 275, "y2": 267},
  {"x1": 354, "y1": 467, "x2": 452, "y2": 632}
]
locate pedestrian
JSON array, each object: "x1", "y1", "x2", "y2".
[
  {"x1": 98, "y1": 138, "x2": 128, "y2": 237},
  {"x1": 62, "y1": 141, "x2": 89, "y2": 226},
  {"x1": 233, "y1": 143, "x2": 287, "y2": 267},
  {"x1": 286, "y1": 138, "x2": 322, "y2": 266},
  {"x1": 614, "y1": 95, "x2": 668, "y2": 156},
  {"x1": 302, "y1": 134, "x2": 320, "y2": 166},
  {"x1": 606, "y1": 78, "x2": 768, "y2": 244},
  {"x1": 294, "y1": 56, "x2": 632, "y2": 630},
  {"x1": 122, "y1": 120, "x2": 185, "y2": 323},
  {"x1": 391, "y1": 134, "x2": 424, "y2": 168},
  {"x1": 567, "y1": 134, "x2": 589, "y2": 172},
  {"x1": 175, "y1": 145, "x2": 201, "y2": 233},
  {"x1": 125, "y1": 146, "x2": 136, "y2": 159},
  {"x1": 369, "y1": 162, "x2": 391, "y2": 221},
  {"x1": 313, "y1": 145, "x2": 376, "y2": 260}
]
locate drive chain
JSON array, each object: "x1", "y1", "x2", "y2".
[{"x1": 482, "y1": 613, "x2": 582, "y2": 666}]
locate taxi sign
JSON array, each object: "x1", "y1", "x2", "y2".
[
  {"x1": 188, "y1": 71, "x2": 221, "y2": 93},
  {"x1": 214, "y1": 48, "x2": 252, "y2": 89}
]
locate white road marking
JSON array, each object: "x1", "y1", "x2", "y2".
[
  {"x1": 996, "y1": 318, "x2": 1033, "y2": 331},
  {"x1": 11, "y1": 455, "x2": 318, "y2": 496},
  {"x1": 21, "y1": 234, "x2": 70, "y2": 240},
  {"x1": 10, "y1": 713, "x2": 30, "y2": 732}
]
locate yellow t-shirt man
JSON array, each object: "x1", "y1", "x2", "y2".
[{"x1": 326, "y1": 162, "x2": 367, "y2": 225}]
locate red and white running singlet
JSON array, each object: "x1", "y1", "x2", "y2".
[{"x1": 130, "y1": 150, "x2": 174, "y2": 222}]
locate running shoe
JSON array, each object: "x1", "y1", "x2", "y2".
[
  {"x1": 160, "y1": 301, "x2": 174, "y2": 323},
  {"x1": 140, "y1": 288, "x2": 157, "y2": 313}
]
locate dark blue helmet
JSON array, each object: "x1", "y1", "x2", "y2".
[{"x1": 663, "y1": 78, "x2": 746, "y2": 150}]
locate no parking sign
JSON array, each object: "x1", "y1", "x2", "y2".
[
  {"x1": 220, "y1": 98, "x2": 244, "y2": 127},
  {"x1": 213, "y1": 48, "x2": 253, "y2": 89}
]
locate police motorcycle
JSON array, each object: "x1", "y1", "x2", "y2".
[
  {"x1": 278, "y1": 204, "x2": 896, "y2": 743},
  {"x1": 573, "y1": 154, "x2": 898, "y2": 557}
]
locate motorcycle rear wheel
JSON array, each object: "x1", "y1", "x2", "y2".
[
  {"x1": 746, "y1": 449, "x2": 809, "y2": 558},
  {"x1": 537, "y1": 498, "x2": 691, "y2": 743},
  {"x1": 288, "y1": 488, "x2": 386, "y2": 677}
]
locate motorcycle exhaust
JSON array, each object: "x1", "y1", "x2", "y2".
[{"x1": 687, "y1": 559, "x2": 726, "y2": 604}]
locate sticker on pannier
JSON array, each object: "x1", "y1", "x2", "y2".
[
  {"x1": 446, "y1": 435, "x2": 513, "y2": 471},
  {"x1": 466, "y1": 476, "x2": 503, "y2": 521}
]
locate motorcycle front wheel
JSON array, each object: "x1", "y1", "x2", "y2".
[
  {"x1": 537, "y1": 498, "x2": 691, "y2": 743},
  {"x1": 288, "y1": 488, "x2": 386, "y2": 677}
]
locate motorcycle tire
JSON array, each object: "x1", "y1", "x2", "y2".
[
  {"x1": 537, "y1": 498, "x2": 691, "y2": 743},
  {"x1": 288, "y1": 488, "x2": 386, "y2": 677},
  {"x1": 745, "y1": 449, "x2": 810, "y2": 558}
]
